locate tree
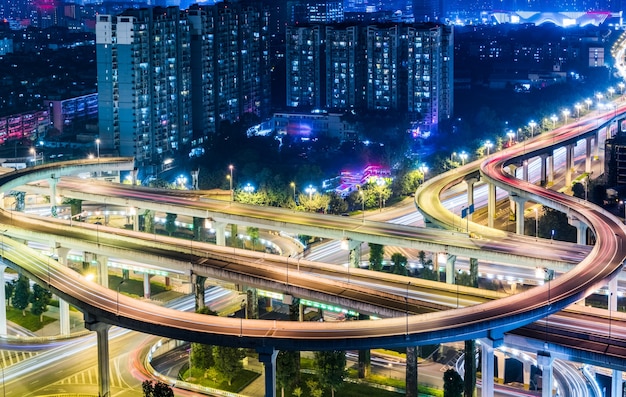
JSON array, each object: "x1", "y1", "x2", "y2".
[
  {"x1": 314, "y1": 350, "x2": 347, "y2": 397},
  {"x1": 190, "y1": 307, "x2": 216, "y2": 370},
  {"x1": 391, "y1": 253, "x2": 408, "y2": 275},
  {"x1": 538, "y1": 206, "x2": 577, "y2": 242},
  {"x1": 277, "y1": 350, "x2": 300, "y2": 397},
  {"x1": 246, "y1": 226, "x2": 260, "y2": 250},
  {"x1": 29, "y1": 284, "x2": 52, "y2": 322},
  {"x1": 368, "y1": 243, "x2": 384, "y2": 271},
  {"x1": 12, "y1": 274, "x2": 30, "y2": 316},
  {"x1": 443, "y1": 368, "x2": 464, "y2": 397},
  {"x1": 142, "y1": 380, "x2": 174, "y2": 397},
  {"x1": 213, "y1": 345, "x2": 245, "y2": 386},
  {"x1": 5, "y1": 279, "x2": 15, "y2": 307},
  {"x1": 165, "y1": 213, "x2": 178, "y2": 236}
]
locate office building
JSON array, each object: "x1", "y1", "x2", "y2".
[{"x1": 96, "y1": 7, "x2": 192, "y2": 169}]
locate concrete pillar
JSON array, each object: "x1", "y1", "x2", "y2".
[
  {"x1": 298, "y1": 303, "x2": 304, "y2": 322},
  {"x1": 192, "y1": 273, "x2": 207, "y2": 311},
  {"x1": 406, "y1": 346, "x2": 418, "y2": 397},
  {"x1": 465, "y1": 176, "x2": 478, "y2": 221},
  {"x1": 49, "y1": 175, "x2": 58, "y2": 217},
  {"x1": 358, "y1": 349, "x2": 371, "y2": 378},
  {"x1": 191, "y1": 169, "x2": 199, "y2": 190},
  {"x1": 348, "y1": 239, "x2": 362, "y2": 269},
  {"x1": 540, "y1": 155, "x2": 548, "y2": 186},
  {"x1": 143, "y1": 272, "x2": 151, "y2": 299},
  {"x1": 481, "y1": 342, "x2": 495, "y2": 397},
  {"x1": 97, "y1": 255, "x2": 108, "y2": 289},
  {"x1": 445, "y1": 254, "x2": 457, "y2": 284},
  {"x1": 488, "y1": 183, "x2": 496, "y2": 228},
  {"x1": 55, "y1": 246, "x2": 71, "y2": 336},
  {"x1": 257, "y1": 347, "x2": 278, "y2": 397},
  {"x1": 593, "y1": 131, "x2": 599, "y2": 161},
  {"x1": 612, "y1": 369, "x2": 623, "y2": 397},
  {"x1": 568, "y1": 217, "x2": 588, "y2": 245},
  {"x1": 565, "y1": 144, "x2": 574, "y2": 187},
  {"x1": 522, "y1": 160, "x2": 529, "y2": 182},
  {"x1": 537, "y1": 351, "x2": 553, "y2": 397},
  {"x1": 214, "y1": 221, "x2": 226, "y2": 246},
  {"x1": 85, "y1": 319, "x2": 111, "y2": 397},
  {"x1": 494, "y1": 350, "x2": 505, "y2": 384},
  {"x1": 547, "y1": 154, "x2": 554, "y2": 185},
  {"x1": 585, "y1": 136, "x2": 593, "y2": 174},
  {"x1": 131, "y1": 168, "x2": 138, "y2": 186},
  {"x1": 523, "y1": 360, "x2": 532, "y2": 390},
  {"x1": 609, "y1": 276, "x2": 618, "y2": 311},
  {"x1": 510, "y1": 195, "x2": 526, "y2": 235},
  {"x1": 0, "y1": 265, "x2": 6, "y2": 335}
]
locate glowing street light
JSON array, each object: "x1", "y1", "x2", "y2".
[
  {"x1": 459, "y1": 151, "x2": 468, "y2": 165},
  {"x1": 585, "y1": 98, "x2": 592, "y2": 110},
  {"x1": 243, "y1": 183, "x2": 255, "y2": 193},
  {"x1": 608, "y1": 87, "x2": 616, "y2": 97},
  {"x1": 550, "y1": 114, "x2": 558, "y2": 128},
  {"x1": 450, "y1": 152, "x2": 457, "y2": 162},
  {"x1": 574, "y1": 103, "x2": 582, "y2": 119},
  {"x1": 562, "y1": 109, "x2": 570, "y2": 124},
  {"x1": 418, "y1": 164, "x2": 429, "y2": 182},
  {"x1": 95, "y1": 138, "x2": 101, "y2": 159},
  {"x1": 506, "y1": 130, "x2": 515, "y2": 145},
  {"x1": 30, "y1": 148, "x2": 36, "y2": 165},
  {"x1": 228, "y1": 165, "x2": 234, "y2": 201},
  {"x1": 305, "y1": 185, "x2": 316, "y2": 200},
  {"x1": 290, "y1": 182, "x2": 296, "y2": 201},
  {"x1": 528, "y1": 120, "x2": 537, "y2": 137},
  {"x1": 619, "y1": 82, "x2": 625, "y2": 94},
  {"x1": 484, "y1": 141, "x2": 493, "y2": 157}
]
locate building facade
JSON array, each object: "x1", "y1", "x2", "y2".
[
  {"x1": 286, "y1": 22, "x2": 453, "y2": 133},
  {"x1": 96, "y1": 6, "x2": 192, "y2": 170}
]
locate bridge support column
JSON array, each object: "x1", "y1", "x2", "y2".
[
  {"x1": 97, "y1": 255, "x2": 108, "y2": 289},
  {"x1": 406, "y1": 346, "x2": 418, "y2": 397},
  {"x1": 613, "y1": 369, "x2": 623, "y2": 397},
  {"x1": 523, "y1": 360, "x2": 531, "y2": 390},
  {"x1": 465, "y1": 176, "x2": 478, "y2": 221},
  {"x1": 537, "y1": 351, "x2": 553, "y2": 397},
  {"x1": 143, "y1": 272, "x2": 151, "y2": 299},
  {"x1": 522, "y1": 160, "x2": 529, "y2": 182},
  {"x1": 594, "y1": 131, "x2": 600, "y2": 161},
  {"x1": 348, "y1": 239, "x2": 362, "y2": 269},
  {"x1": 585, "y1": 136, "x2": 593, "y2": 174},
  {"x1": 540, "y1": 155, "x2": 548, "y2": 186},
  {"x1": 214, "y1": 221, "x2": 226, "y2": 246},
  {"x1": 510, "y1": 195, "x2": 526, "y2": 235},
  {"x1": 565, "y1": 144, "x2": 574, "y2": 187},
  {"x1": 488, "y1": 183, "x2": 496, "y2": 228},
  {"x1": 191, "y1": 169, "x2": 199, "y2": 190},
  {"x1": 494, "y1": 350, "x2": 505, "y2": 383},
  {"x1": 55, "y1": 246, "x2": 71, "y2": 336},
  {"x1": 49, "y1": 175, "x2": 58, "y2": 217},
  {"x1": 257, "y1": 347, "x2": 278, "y2": 397},
  {"x1": 191, "y1": 273, "x2": 207, "y2": 311},
  {"x1": 547, "y1": 154, "x2": 554, "y2": 185},
  {"x1": 567, "y1": 217, "x2": 588, "y2": 245},
  {"x1": 480, "y1": 341, "x2": 495, "y2": 397},
  {"x1": 130, "y1": 168, "x2": 138, "y2": 186},
  {"x1": 445, "y1": 254, "x2": 457, "y2": 284},
  {"x1": 0, "y1": 265, "x2": 6, "y2": 335},
  {"x1": 84, "y1": 319, "x2": 111, "y2": 397},
  {"x1": 609, "y1": 276, "x2": 618, "y2": 312}
]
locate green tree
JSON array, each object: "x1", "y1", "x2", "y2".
[
  {"x1": 5, "y1": 279, "x2": 15, "y2": 307},
  {"x1": 538, "y1": 206, "x2": 577, "y2": 242},
  {"x1": 213, "y1": 346, "x2": 245, "y2": 386},
  {"x1": 327, "y1": 192, "x2": 348, "y2": 215},
  {"x1": 142, "y1": 209, "x2": 155, "y2": 233},
  {"x1": 391, "y1": 253, "x2": 408, "y2": 275},
  {"x1": 247, "y1": 226, "x2": 260, "y2": 250},
  {"x1": 277, "y1": 350, "x2": 300, "y2": 397},
  {"x1": 165, "y1": 213, "x2": 177, "y2": 236},
  {"x1": 443, "y1": 368, "x2": 464, "y2": 397},
  {"x1": 12, "y1": 274, "x2": 30, "y2": 316},
  {"x1": 142, "y1": 380, "x2": 174, "y2": 397},
  {"x1": 418, "y1": 251, "x2": 438, "y2": 281},
  {"x1": 314, "y1": 350, "x2": 347, "y2": 397},
  {"x1": 368, "y1": 243, "x2": 384, "y2": 271},
  {"x1": 29, "y1": 284, "x2": 52, "y2": 322},
  {"x1": 190, "y1": 307, "x2": 216, "y2": 370},
  {"x1": 62, "y1": 198, "x2": 83, "y2": 218}
]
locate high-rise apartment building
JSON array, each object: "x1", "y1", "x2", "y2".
[
  {"x1": 287, "y1": 22, "x2": 453, "y2": 133},
  {"x1": 288, "y1": 0, "x2": 344, "y2": 24},
  {"x1": 96, "y1": 7, "x2": 192, "y2": 169},
  {"x1": 97, "y1": 2, "x2": 270, "y2": 168}
]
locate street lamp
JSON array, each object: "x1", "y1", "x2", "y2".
[
  {"x1": 450, "y1": 152, "x2": 456, "y2": 162},
  {"x1": 243, "y1": 183, "x2": 255, "y2": 193},
  {"x1": 484, "y1": 140, "x2": 493, "y2": 156},
  {"x1": 585, "y1": 98, "x2": 592, "y2": 110},
  {"x1": 574, "y1": 103, "x2": 582, "y2": 119},
  {"x1": 418, "y1": 164, "x2": 429, "y2": 182},
  {"x1": 528, "y1": 120, "x2": 537, "y2": 137},
  {"x1": 534, "y1": 208, "x2": 539, "y2": 237},
  {"x1": 506, "y1": 130, "x2": 515, "y2": 145},
  {"x1": 30, "y1": 147, "x2": 36, "y2": 165},
  {"x1": 619, "y1": 82, "x2": 625, "y2": 95},
  {"x1": 376, "y1": 178, "x2": 386, "y2": 212},
  {"x1": 562, "y1": 109, "x2": 570, "y2": 124},
  {"x1": 305, "y1": 185, "x2": 316, "y2": 200},
  {"x1": 95, "y1": 138, "x2": 101, "y2": 159},
  {"x1": 550, "y1": 115, "x2": 558, "y2": 128},
  {"x1": 228, "y1": 165, "x2": 234, "y2": 201},
  {"x1": 290, "y1": 182, "x2": 296, "y2": 201},
  {"x1": 608, "y1": 87, "x2": 616, "y2": 97},
  {"x1": 459, "y1": 151, "x2": 468, "y2": 165}
]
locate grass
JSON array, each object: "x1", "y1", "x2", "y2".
[
  {"x1": 183, "y1": 367, "x2": 259, "y2": 393},
  {"x1": 6, "y1": 306, "x2": 55, "y2": 332}
]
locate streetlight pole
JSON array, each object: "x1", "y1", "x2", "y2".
[
  {"x1": 95, "y1": 138, "x2": 100, "y2": 160},
  {"x1": 290, "y1": 182, "x2": 296, "y2": 201},
  {"x1": 116, "y1": 279, "x2": 126, "y2": 316},
  {"x1": 529, "y1": 120, "x2": 537, "y2": 137},
  {"x1": 228, "y1": 165, "x2": 234, "y2": 201}
]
